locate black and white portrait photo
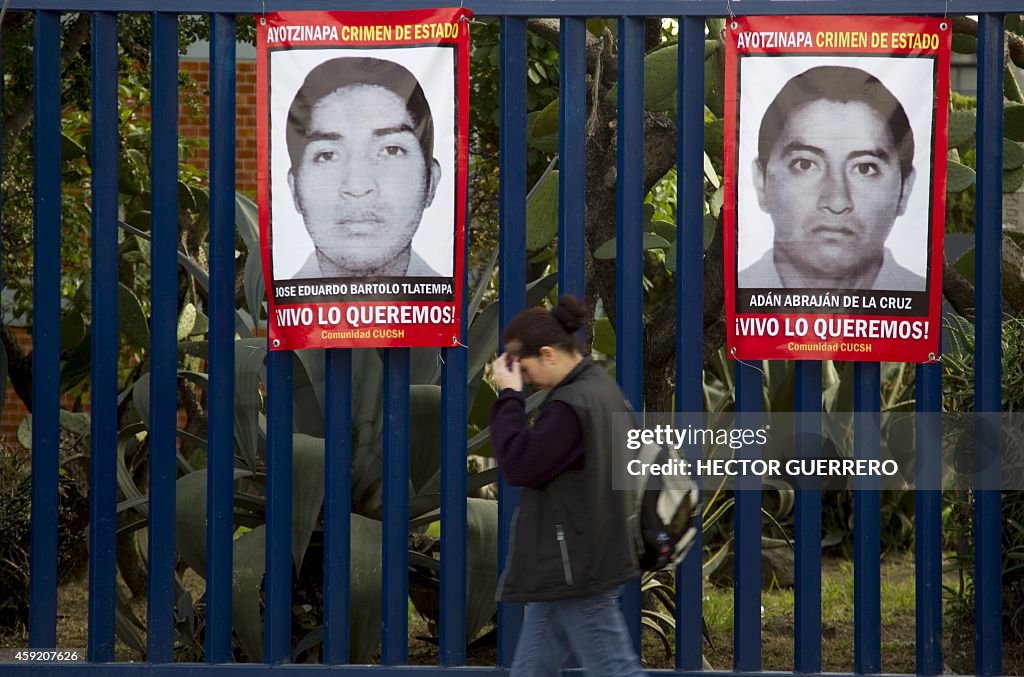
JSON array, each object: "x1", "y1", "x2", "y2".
[
  {"x1": 736, "y1": 56, "x2": 935, "y2": 292},
  {"x1": 269, "y1": 47, "x2": 456, "y2": 281}
]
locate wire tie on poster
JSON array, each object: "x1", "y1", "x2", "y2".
[
  {"x1": 927, "y1": 352, "x2": 942, "y2": 364},
  {"x1": 729, "y1": 347, "x2": 767, "y2": 386},
  {"x1": 452, "y1": 336, "x2": 469, "y2": 349},
  {"x1": 259, "y1": 0, "x2": 266, "y2": 25},
  {"x1": 726, "y1": 0, "x2": 737, "y2": 26},
  {"x1": 272, "y1": 339, "x2": 281, "y2": 348}
]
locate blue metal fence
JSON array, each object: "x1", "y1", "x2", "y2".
[{"x1": 0, "y1": 1, "x2": 1011, "y2": 674}]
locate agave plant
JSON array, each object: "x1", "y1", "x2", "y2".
[{"x1": 104, "y1": 192, "x2": 565, "y2": 661}]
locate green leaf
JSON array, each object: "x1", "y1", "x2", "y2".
[
  {"x1": 119, "y1": 282, "x2": 150, "y2": 348},
  {"x1": 946, "y1": 160, "x2": 977, "y2": 193},
  {"x1": 409, "y1": 385, "x2": 442, "y2": 494},
  {"x1": 235, "y1": 193, "x2": 260, "y2": 255},
  {"x1": 652, "y1": 219, "x2": 676, "y2": 244},
  {"x1": 1007, "y1": 138, "x2": 1024, "y2": 171},
  {"x1": 292, "y1": 434, "x2": 326, "y2": 571},
  {"x1": 530, "y1": 97, "x2": 559, "y2": 138},
  {"x1": 114, "y1": 580, "x2": 147, "y2": 654},
  {"x1": 1007, "y1": 104, "x2": 1024, "y2": 143},
  {"x1": 593, "y1": 316, "x2": 616, "y2": 356},
  {"x1": 592, "y1": 233, "x2": 672, "y2": 259},
  {"x1": 176, "y1": 468, "x2": 257, "y2": 579},
  {"x1": 60, "y1": 329, "x2": 92, "y2": 392},
  {"x1": 704, "y1": 152, "x2": 720, "y2": 189},
  {"x1": 232, "y1": 525, "x2": 266, "y2": 661},
  {"x1": 951, "y1": 33, "x2": 977, "y2": 55},
  {"x1": 61, "y1": 132, "x2": 88, "y2": 161},
  {"x1": 132, "y1": 373, "x2": 151, "y2": 428},
  {"x1": 176, "y1": 469, "x2": 211, "y2": 578},
  {"x1": 60, "y1": 310, "x2": 86, "y2": 350},
  {"x1": 292, "y1": 350, "x2": 325, "y2": 436},
  {"x1": 243, "y1": 252, "x2": 265, "y2": 335},
  {"x1": 177, "y1": 303, "x2": 197, "y2": 341},
  {"x1": 704, "y1": 212, "x2": 718, "y2": 251},
  {"x1": 710, "y1": 185, "x2": 725, "y2": 218},
  {"x1": 1006, "y1": 166, "x2": 1024, "y2": 194},
  {"x1": 947, "y1": 109, "x2": 977, "y2": 148},
  {"x1": 0, "y1": 343, "x2": 6, "y2": 417},
  {"x1": 526, "y1": 169, "x2": 559, "y2": 252},
  {"x1": 465, "y1": 498, "x2": 498, "y2": 641},
  {"x1": 235, "y1": 339, "x2": 267, "y2": 472},
  {"x1": 607, "y1": 44, "x2": 679, "y2": 113},
  {"x1": 350, "y1": 515, "x2": 383, "y2": 662}
]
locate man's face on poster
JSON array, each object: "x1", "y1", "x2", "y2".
[
  {"x1": 288, "y1": 84, "x2": 440, "y2": 275},
  {"x1": 753, "y1": 98, "x2": 915, "y2": 280}
]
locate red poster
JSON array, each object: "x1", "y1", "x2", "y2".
[
  {"x1": 257, "y1": 9, "x2": 470, "y2": 350},
  {"x1": 724, "y1": 16, "x2": 950, "y2": 362}
]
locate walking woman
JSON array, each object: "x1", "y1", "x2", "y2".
[{"x1": 489, "y1": 295, "x2": 645, "y2": 676}]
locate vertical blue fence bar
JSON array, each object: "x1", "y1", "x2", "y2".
[
  {"x1": 974, "y1": 14, "x2": 1004, "y2": 677},
  {"x1": 440, "y1": 321, "x2": 468, "y2": 663},
  {"x1": 853, "y1": 363, "x2": 881, "y2": 675},
  {"x1": 324, "y1": 349, "x2": 352, "y2": 665},
  {"x1": 497, "y1": 15, "x2": 527, "y2": 667},
  {"x1": 382, "y1": 348, "x2": 411, "y2": 666},
  {"x1": 734, "y1": 361, "x2": 762, "y2": 671},
  {"x1": 206, "y1": 12, "x2": 237, "y2": 663},
  {"x1": 559, "y1": 16, "x2": 586, "y2": 300},
  {"x1": 440, "y1": 136, "x2": 472, "y2": 664},
  {"x1": 265, "y1": 351, "x2": 293, "y2": 663},
  {"x1": 87, "y1": 10, "x2": 119, "y2": 663},
  {"x1": 148, "y1": 12, "x2": 179, "y2": 663},
  {"x1": 439, "y1": 378, "x2": 468, "y2": 661},
  {"x1": 28, "y1": 7, "x2": 60, "y2": 651},
  {"x1": 616, "y1": 15, "x2": 645, "y2": 650},
  {"x1": 915, "y1": 363, "x2": 942, "y2": 675},
  {"x1": 676, "y1": 14, "x2": 705, "y2": 672},
  {"x1": 794, "y1": 362, "x2": 822, "y2": 674}
]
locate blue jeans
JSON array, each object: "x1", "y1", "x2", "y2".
[{"x1": 509, "y1": 585, "x2": 645, "y2": 677}]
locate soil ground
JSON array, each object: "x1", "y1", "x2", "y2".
[{"x1": 4, "y1": 552, "x2": 1022, "y2": 673}]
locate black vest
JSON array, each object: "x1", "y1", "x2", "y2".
[{"x1": 497, "y1": 357, "x2": 640, "y2": 602}]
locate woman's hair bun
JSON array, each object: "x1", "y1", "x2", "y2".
[{"x1": 551, "y1": 295, "x2": 587, "y2": 334}]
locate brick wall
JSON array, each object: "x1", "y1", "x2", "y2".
[
  {"x1": 1, "y1": 58, "x2": 258, "y2": 446},
  {"x1": 181, "y1": 59, "x2": 259, "y2": 194}
]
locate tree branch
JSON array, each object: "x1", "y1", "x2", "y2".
[
  {"x1": 2, "y1": 12, "x2": 91, "y2": 142},
  {"x1": 526, "y1": 18, "x2": 618, "y2": 90}
]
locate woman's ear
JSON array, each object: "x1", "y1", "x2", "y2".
[{"x1": 538, "y1": 346, "x2": 556, "y2": 363}]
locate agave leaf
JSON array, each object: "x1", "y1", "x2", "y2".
[
  {"x1": 131, "y1": 373, "x2": 151, "y2": 430},
  {"x1": 409, "y1": 385, "x2": 443, "y2": 494},
  {"x1": 175, "y1": 468, "x2": 254, "y2": 578},
  {"x1": 244, "y1": 250, "x2": 265, "y2": 336},
  {"x1": 235, "y1": 192, "x2": 260, "y2": 255},
  {"x1": 292, "y1": 434, "x2": 326, "y2": 571},
  {"x1": 114, "y1": 580, "x2": 147, "y2": 655},
  {"x1": 703, "y1": 538, "x2": 733, "y2": 579},
  {"x1": 350, "y1": 514, "x2": 383, "y2": 663},
  {"x1": 0, "y1": 342, "x2": 8, "y2": 415},
  {"x1": 232, "y1": 525, "x2": 266, "y2": 661},
  {"x1": 235, "y1": 338, "x2": 267, "y2": 471},
  {"x1": 466, "y1": 498, "x2": 498, "y2": 641},
  {"x1": 410, "y1": 347, "x2": 442, "y2": 386},
  {"x1": 292, "y1": 350, "x2": 325, "y2": 437}
]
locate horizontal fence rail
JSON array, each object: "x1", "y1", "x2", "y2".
[
  {"x1": 0, "y1": 4, "x2": 1005, "y2": 675},
  {"x1": 1, "y1": 0, "x2": 1024, "y2": 14}
]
